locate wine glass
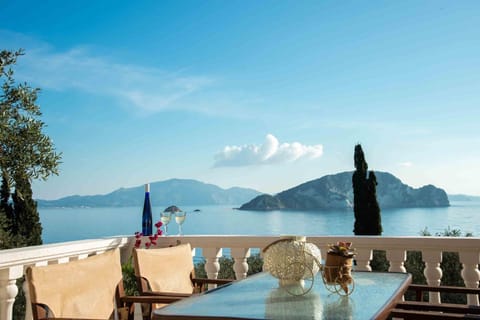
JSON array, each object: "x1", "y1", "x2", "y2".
[
  {"x1": 175, "y1": 211, "x2": 186, "y2": 235},
  {"x1": 160, "y1": 212, "x2": 171, "y2": 235}
]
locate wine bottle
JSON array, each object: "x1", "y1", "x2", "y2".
[{"x1": 142, "y1": 183, "x2": 153, "y2": 236}]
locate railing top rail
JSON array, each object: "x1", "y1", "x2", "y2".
[
  {"x1": 0, "y1": 236, "x2": 132, "y2": 269},
  {"x1": 148, "y1": 235, "x2": 480, "y2": 252},
  {"x1": 1, "y1": 235, "x2": 479, "y2": 269}
]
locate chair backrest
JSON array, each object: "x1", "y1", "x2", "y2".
[
  {"x1": 133, "y1": 243, "x2": 195, "y2": 294},
  {"x1": 26, "y1": 248, "x2": 123, "y2": 320}
]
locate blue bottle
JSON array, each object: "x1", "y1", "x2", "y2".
[{"x1": 142, "y1": 183, "x2": 153, "y2": 236}]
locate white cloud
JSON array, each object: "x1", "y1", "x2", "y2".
[
  {"x1": 1, "y1": 30, "x2": 213, "y2": 114},
  {"x1": 399, "y1": 161, "x2": 413, "y2": 167},
  {"x1": 214, "y1": 134, "x2": 323, "y2": 167}
]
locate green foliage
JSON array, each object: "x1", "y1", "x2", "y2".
[
  {"x1": 1, "y1": 49, "x2": 62, "y2": 183},
  {"x1": 352, "y1": 144, "x2": 382, "y2": 235},
  {"x1": 122, "y1": 258, "x2": 139, "y2": 296},
  {"x1": 370, "y1": 250, "x2": 389, "y2": 272},
  {"x1": 247, "y1": 253, "x2": 264, "y2": 275},
  {"x1": 405, "y1": 251, "x2": 426, "y2": 284}
]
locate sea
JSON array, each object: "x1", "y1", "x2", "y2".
[{"x1": 39, "y1": 201, "x2": 480, "y2": 244}]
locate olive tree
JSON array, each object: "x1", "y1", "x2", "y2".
[{"x1": 1, "y1": 49, "x2": 61, "y2": 248}]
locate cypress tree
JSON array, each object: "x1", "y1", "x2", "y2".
[
  {"x1": 1, "y1": 171, "x2": 14, "y2": 228},
  {"x1": 352, "y1": 144, "x2": 382, "y2": 235},
  {"x1": 0, "y1": 207, "x2": 12, "y2": 249},
  {"x1": 0, "y1": 172, "x2": 14, "y2": 248},
  {"x1": 366, "y1": 171, "x2": 382, "y2": 235},
  {"x1": 12, "y1": 173, "x2": 42, "y2": 246}
]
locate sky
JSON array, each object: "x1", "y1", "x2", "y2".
[{"x1": 1, "y1": 1, "x2": 479, "y2": 200}]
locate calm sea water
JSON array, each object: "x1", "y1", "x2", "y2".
[{"x1": 39, "y1": 201, "x2": 480, "y2": 244}]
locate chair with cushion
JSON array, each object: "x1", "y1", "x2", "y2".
[
  {"x1": 133, "y1": 243, "x2": 233, "y2": 318},
  {"x1": 26, "y1": 248, "x2": 178, "y2": 320}
]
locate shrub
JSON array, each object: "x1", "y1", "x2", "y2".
[{"x1": 122, "y1": 258, "x2": 139, "y2": 296}]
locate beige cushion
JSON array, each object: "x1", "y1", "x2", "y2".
[
  {"x1": 26, "y1": 249, "x2": 122, "y2": 319},
  {"x1": 134, "y1": 244, "x2": 194, "y2": 294}
]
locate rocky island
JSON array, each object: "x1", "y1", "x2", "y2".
[{"x1": 239, "y1": 171, "x2": 449, "y2": 211}]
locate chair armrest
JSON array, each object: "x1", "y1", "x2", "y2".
[
  {"x1": 120, "y1": 295, "x2": 185, "y2": 304},
  {"x1": 37, "y1": 318, "x2": 109, "y2": 320},
  {"x1": 408, "y1": 284, "x2": 480, "y2": 294},
  {"x1": 395, "y1": 301, "x2": 480, "y2": 314},
  {"x1": 192, "y1": 278, "x2": 234, "y2": 285},
  {"x1": 139, "y1": 291, "x2": 193, "y2": 298},
  {"x1": 407, "y1": 284, "x2": 480, "y2": 301},
  {"x1": 390, "y1": 308, "x2": 480, "y2": 319}
]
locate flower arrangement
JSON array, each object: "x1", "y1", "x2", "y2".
[
  {"x1": 327, "y1": 241, "x2": 355, "y2": 258},
  {"x1": 134, "y1": 221, "x2": 163, "y2": 248}
]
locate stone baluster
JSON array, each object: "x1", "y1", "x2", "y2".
[
  {"x1": 231, "y1": 248, "x2": 250, "y2": 280},
  {"x1": 203, "y1": 247, "x2": 222, "y2": 289},
  {"x1": 459, "y1": 250, "x2": 480, "y2": 306},
  {"x1": 0, "y1": 266, "x2": 23, "y2": 320},
  {"x1": 387, "y1": 249, "x2": 407, "y2": 273},
  {"x1": 354, "y1": 248, "x2": 372, "y2": 271},
  {"x1": 422, "y1": 249, "x2": 443, "y2": 304}
]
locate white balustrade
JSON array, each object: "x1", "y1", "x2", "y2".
[
  {"x1": 422, "y1": 249, "x2": 443, "y2": 304},
  {"x1": 0, "y1": 235, "x2": 479, "y2": 320},
  {"x1": 459, "y1": 250, "x2": 480, "y2": 305},
  {"x1": 203, "y1": 247, "x2": 222, "y2": 289},
  {"x1": 231, "y1": 247, "x2": 250, "y2": 279}
]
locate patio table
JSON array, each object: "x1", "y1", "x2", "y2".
[{"x1": 152, "y1": 271, "x2": 412, "y2": 320}]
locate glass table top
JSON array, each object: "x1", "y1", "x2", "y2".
[{"x1": 153, "y1": 271, "x2": 411, "y2": 320}]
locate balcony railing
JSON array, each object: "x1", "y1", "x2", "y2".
[{"x1": 1, "y1": 235, "x2": 479, "y2": 320}]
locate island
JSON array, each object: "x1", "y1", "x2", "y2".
[{"x1": 239, "y1": 171, "x2": 449, "y2": 211}]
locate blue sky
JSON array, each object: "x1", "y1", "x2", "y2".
[{"x1": 1, "y1": 1, "x2": 479, "y2": 199}]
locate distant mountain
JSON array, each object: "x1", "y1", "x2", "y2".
[
  {"x1": 448, "y1": 194, "x2": 480, "y2": 201},
  {"x1": 37, "y1": 179, "x2": 261, "y2": 208},
  {"x1": 239, "y1": 171, "x2": 449, "y2": 211}
]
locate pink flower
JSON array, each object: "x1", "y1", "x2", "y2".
[
  {"x1": 134, "y1": 220, "x2": 163, "y2": 248},
  {"x1": 134, "y1": 239, "x2": 142, "y2": 248}
]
